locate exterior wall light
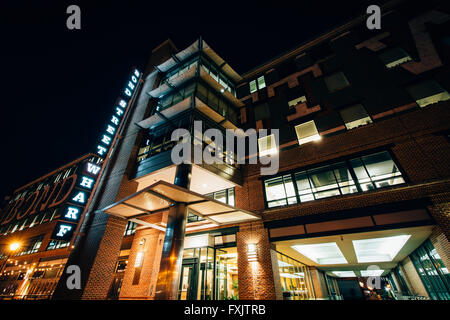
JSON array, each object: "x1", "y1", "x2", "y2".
[{"x1": 247, "y1": 243, "x2": 258, "y2": 262}]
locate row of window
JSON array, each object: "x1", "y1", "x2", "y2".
[
  {"x1": 257, "y1": 77, "x2": 450, "y2": 156},
  {"x1": 188, "y1": 188, "x2": 235, "y2": 223},
  {"x1": 249, "y1": 76, "x2": 266, "y2": 93},
  {"x1": 0, "y1": 237, "x2": 70, "y2": 259},
  {"x1": 0, "y1": 208, "x2": 59, "y2": 237},
  {"x1": 409, "y1": 239, "x2": 450, "y2": 300},
  {"x1": 156, "y1": 81, "x2": 238, "y2": 125},
  {"x1": 161, "y1": 56, "x2": 237, "y2": 97},
  {"x1": 263, "y1": 151, "x2": 405, "y2": 208},
  {"x1": 196, "y1": 82, "x2": 238, "y2": 124}
]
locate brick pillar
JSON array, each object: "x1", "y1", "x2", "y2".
[
  {"x1": 236, "y1": 221, "x2": 281, "y2": 300},
  {"x1": 427, "y1": 196, "x2": 450, "y2": 241},
  {"x1": 429, "y1": 225, "x2": 450, "y2": 270},
  {"x1": 81, "y1": 215, "x2": 127, "y2": 299},
  {"x1": 119, "y1": 212, "x2": 166, "y2": 300}
]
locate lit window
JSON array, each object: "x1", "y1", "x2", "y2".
[
  {"x1": 264, "y1": 175, "x2": 297, "y2": 208},
  {"x1": 350, "y1": 151, "x2": 405, "y2": 190},
  {"x1": 288, "y1": 96, "x2": 306, "y2": 108},
  {"x1": 340, "y1": 104, "x2": 372, "y2": 130},
  {"x1": 262, "y1": 150, "x2": 405, "y2": 208},
  {"x1": 406, "y1": 80, "x2": 450, "y2": 108},
  {"x1": 258, "y1": 134, "x2": 278, "y2": 156},
  {"x1": 324, "y1": 72, "x2": 350, "y2": 92},
  {"x1": 257, "y1": 76, "x2": 266, "y2": 89},
  {"x1": 379, "y1": 47, "x2": 412, "y2": 68},
  {"x1": 124, "y1": 221, "x2": 137, "y2": 236},
  {"x1": 295, "y1": 120, "x2": 321, "y2": 145},
  {"x1": 249, "y1": 80, "x2": 257, "y2": 93}
]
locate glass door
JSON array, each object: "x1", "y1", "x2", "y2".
[{"x1": 178, "y1": 258, "x2": 199, "y2": 300}]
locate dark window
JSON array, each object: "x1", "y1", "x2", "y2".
[
  {"x1": 339, "y1": 104, "x2": 372, "y2": 130},
  {"x1": 378, "y1": 47, "x2": 412, "y2": 68},
  {"x1": 324, "y1": 72, "x2": 350, "y2": 92},
  {"x1": 406, "y1": 80, "x2": 450, "y2": 108},
  {"x1": 254, "y1": 103, "x2": 270, "y2": 121}
]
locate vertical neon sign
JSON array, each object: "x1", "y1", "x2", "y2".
[{"x1": 51, "y1": 68, "x2": 142, "y2": 240}]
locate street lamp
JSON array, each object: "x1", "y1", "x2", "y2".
[{"x1": 0, "y1": 242, "x2": 21, "y2": 275}]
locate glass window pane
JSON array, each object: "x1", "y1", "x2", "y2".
[
  {"x1": 350, "y1": 158, "x2": 375, "y2": 191},
  {"x1": 295, "y1": 120, "x2": 320, "y2": 145},
  {"x1": 324, "y1": 72, "x2": 350, "y2": 92},
  {"x1": 340, "y1": 104, "x2": 373, "y2": 130},
  {"x1": 308, "y1": 165, "x2": 340, "y2": 199},
  {"x1": 257, "y1": 76, "x2": 266, "y2": 89},
  {"x1": 250, "y1": 80, "x2": 257, "y2": 93},
  {"x1": 361, "y1": 152, "x2": 404, "y2": 187}
]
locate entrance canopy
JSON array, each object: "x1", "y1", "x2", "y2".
[{"x1": 100, "y1": 180, "x2": 260, "y2": 231}]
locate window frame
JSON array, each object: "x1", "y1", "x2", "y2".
[{"x1": 262, "y1": 149, "x2": 407, "y2": 209}]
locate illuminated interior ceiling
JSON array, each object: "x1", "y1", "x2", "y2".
[
  {"x1": 134, "y1": 164, "x2": 236, "y2": 195},
  {"x1": 275, "y1": 226, "x2": 433, "y2": 277},
  {"x1": 100, "y1": 180, "x2": 259, "y2": 232}
]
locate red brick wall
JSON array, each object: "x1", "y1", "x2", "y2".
[
  {"x1": 236, "y1": 221, "x2": 277, "y2": 300},
  {"x1": 81, "y1": 215, "x2": 127, "y2": 300},
  {"x1": 119, "y1": 212, "x2": 166, "y2": 300}
]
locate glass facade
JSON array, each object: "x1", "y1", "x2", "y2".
[
  {"x1": 410, "y1": 239, "x2": 450, "y2": 300},
  {"x1": 277, "y1": 252, "x2": 315, "y2": 300},
  {"x1": 179, "y1": 246, "x2": 238, "y2": 300},
  {"x1": 188, "y1": 188, "x2": 235, "y2": 223},
  {"x1": 264, "y1": 151, "x2": 405, "y2": 208}
]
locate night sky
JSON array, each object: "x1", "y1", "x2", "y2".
[{"x1": 0, "y1": 0, "x2": 387, "y2": 200}]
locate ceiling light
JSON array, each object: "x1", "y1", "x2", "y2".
[
  {"x1": 292, "y1": 242, "x2": 347, "y2": 264},
  {"x1": 361, "y1": 269, "x2": 384, "y2": 277},
  {"x1": 352, "y1": 235, "x2": 411, "y2": 263},
  {"x1": 332, "y1": 271, "x2": 356, "y2": 277}
]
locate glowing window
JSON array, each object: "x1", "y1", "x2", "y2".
[
  {"x1": 258, "y1": 134, "x2": 278, "y2": 156},
  {"x1": 295, "y1": 120, "x2": 321, "y2": 145}
]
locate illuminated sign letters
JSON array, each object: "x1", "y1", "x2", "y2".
[
  {"x1": 86, "y1": 163, "x2": 101, "y2": 175},
  {"x1": 96, "y1": 69, "x2": 141, "y2": 159},
  {"x1": 56, "y1": 224, "x2": 72, "y2": 237},
  {"x1": 50, "y1": 68, "x2": 141, "y2": 241},
  {"x1": 64, "y1": 206, "x2": 80, "y2": 220},
  {"x1": 71, "y1": 191, "x2": 86, "y2": 204}
]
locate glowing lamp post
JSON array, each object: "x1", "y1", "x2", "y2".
[{"x1": 0, "y1": 242, "x2": 21, "y2": 275}]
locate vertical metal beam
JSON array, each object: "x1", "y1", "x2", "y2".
[{"x1": 154, "y1": 164, "x2": 192, "y2": 300}]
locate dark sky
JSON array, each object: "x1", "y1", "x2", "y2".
[{"x1": 0, "y1": 0, "x2": 388, "y2": 199}]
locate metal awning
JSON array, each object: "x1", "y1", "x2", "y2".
[
  {"x1": 100, "y1": 180, "x2": 260, "y2": 230},
  {"x1": 153, "y1": 39, "x2": 243, "y2": 83}
]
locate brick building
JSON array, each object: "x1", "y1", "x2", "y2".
[{"x1": 1, "y1": 0, "x2": 449, "y2": 300}]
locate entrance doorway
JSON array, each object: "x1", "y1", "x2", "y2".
[
  {"x1": 178, "y1": 258, "x2": 199, "y2": 300},
  {"x1": 178, "y1": 246, "x2": 238, "y2": 300}
]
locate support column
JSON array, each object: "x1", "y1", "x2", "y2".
[
  {"x1": 236, "y1": 221, "x2": 281, "y2": 300},
  {"x1": 154, "y1": 164, "x2": 191, "y2": 300}
]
